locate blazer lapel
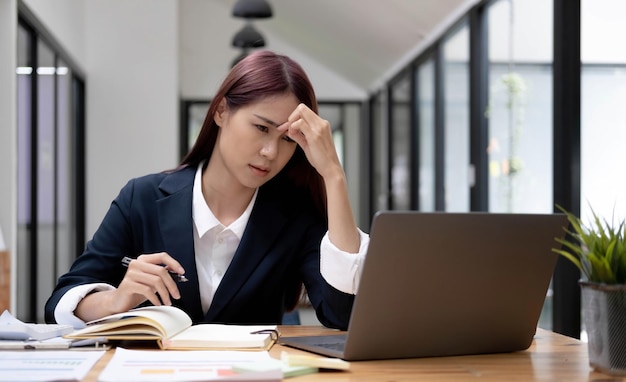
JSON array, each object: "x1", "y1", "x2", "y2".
[
  {"x1": 205, "y1": 188, "x2": 287, "y2": 321},
  {"x1": 156, "y1": 167, "x2": 205, "y2": 322}
]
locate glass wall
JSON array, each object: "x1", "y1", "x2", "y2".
[
  {"x1": 371, "y1": 91, "x2": 388, "y2": 213},
  {"x1": 389, "y1": 73, "x2": 412, "y2": 210},
  {"x1": 487, "y1": 0, "x2": 553, "y2": 214},
  {"x1": 416, "y1": 58, "x2": 436, "y2": 211},
  {"x1": 16, "y1": 18, "x2": 85, "y2": 322},
  {"x1": 442, "y1": 22, "x2": 471, "y2": 212},
  {"x1": 36, "y1": 39, "x2": 56, "y2": 316},
  {"x1": 581, "y1": 0, "x2": 626, "y2": 224}
]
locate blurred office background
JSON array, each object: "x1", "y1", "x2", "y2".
[{"x1": 0, "y1": 0, "x2": 625, "y2": 339}]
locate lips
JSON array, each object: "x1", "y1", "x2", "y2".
[{"x1": 249, "y1": 164, "x2": 270, "y2": 176}]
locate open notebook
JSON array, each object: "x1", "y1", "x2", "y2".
[{"x1": 280, "y1": 211, "x2": 568, "y2": 361}]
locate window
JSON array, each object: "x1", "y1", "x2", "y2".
[
  {"x1": 16, "y1": 18, "x2": 85, "y2": 322},
  {"x1": 370, "y1": 91, "x2": 388, "y2": 214},
  {"x1": 416, "y1": 58, "x2": 436, "y2": 211},
  {"x1": 487, "y1": 0, "x2": 553, "y2": 215},
  {"x1": 581, "y1": 0, "x2": 626, "y2": 224},
  {"x1": 389, "y1": 73, "x2": 412, "y2": 210},
  {"x1": 443, "y1": 21, "x2": 471, "y2": 212}
]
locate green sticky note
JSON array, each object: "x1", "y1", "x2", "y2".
[{"x1": 233, "y1": 359, "x2": 318, "y2": 378}]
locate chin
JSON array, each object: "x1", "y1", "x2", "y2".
[{"x1": 242, "y1": 175, "x2": 273, "y2": 189}]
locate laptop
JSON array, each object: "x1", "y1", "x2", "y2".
[{"x1": 280, "y1": 211, "x2": 568, "y2": 361}]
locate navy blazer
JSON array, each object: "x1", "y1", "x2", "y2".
[{"x1": 45, "y1": 165, "x2": 354, "y2": 329}]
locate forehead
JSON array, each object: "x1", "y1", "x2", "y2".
[{"x1": 238, "y1": 93, "x2": 299, "y2": 115}]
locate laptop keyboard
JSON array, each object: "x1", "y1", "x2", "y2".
[{"x1": 316, "y1": 341, "x2": 345, "y2": 351}]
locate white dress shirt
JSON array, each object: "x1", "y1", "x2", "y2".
[{"x1": 54, "y1": 163, "x2": 369, "y2": 327}]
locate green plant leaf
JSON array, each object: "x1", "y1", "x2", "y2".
[{"x1": 553, "y1": 204, "x2": 626, "y2": 285}]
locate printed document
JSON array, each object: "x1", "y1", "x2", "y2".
[
  {"x1": 99, "y1": 348, "x2": 282, "y2": 381},
  {"x1": 0, "y1": 350, "x2": 105, "y2": 381}
]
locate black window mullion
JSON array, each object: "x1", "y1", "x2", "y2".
[
  {"x1": 385, "y1": 85, "x2": 393, "y2": 209},
  {"x1": 552, "y1": 0, "x2": 582, "y2": 339},
  {"x1": 434, "y1": 45, "x2": 445, "y2": 211},
  {"x1": 469, "y1": 4, "x2": 489, "y2": 212},
  {"x1": 368, "y1": 94, "x2": 378, "y2": 222},
  {"x1": 412, "y1": 65, "x2": 421, "y2": 211},
  {"x1": 52, "y1": 54, "x2": 59, "y2": 284},
  {"x1": 28, "y1": 28, "x2": 38, "y2": 322},
  {"x1": 73, "y1": 77, "x2": 86, "y2": 260}
]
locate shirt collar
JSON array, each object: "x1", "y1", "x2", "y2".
[{"x1": 192, "y1": 161, "x2": 258, "y2": 239}]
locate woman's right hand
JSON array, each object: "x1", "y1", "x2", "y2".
[
  {"x1": 113, "y1": 252, "x2": 185, "y2": 309},
  {"x1": 75, "y1": 252, "x2": 185, "y2": 321}
]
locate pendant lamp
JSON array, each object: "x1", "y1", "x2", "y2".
[
  {"x1": 232, "y1": 23, "x2": 265, "y2": 48},
  {"x1": 232, "y1": 0, "x2": 273, "y2": 19}
]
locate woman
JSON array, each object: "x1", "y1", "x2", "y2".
[{"x1": 45, "y1": 50, "x2": 368, "y2": 330}]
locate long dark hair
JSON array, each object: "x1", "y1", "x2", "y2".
[
  {"x1": 180, "y1": 50, "x2": 326, "y2": 219},
  {"x1": 180, "y1": 51, "x2": 326, "y2": 313}
]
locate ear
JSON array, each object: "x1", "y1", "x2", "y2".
[{"x1": 213, "y1": 98, "x2": 228, "y2": 127}]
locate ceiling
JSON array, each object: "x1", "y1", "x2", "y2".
[{"x1": 210, "y1": 0, "x2": 479, "y2": 93}]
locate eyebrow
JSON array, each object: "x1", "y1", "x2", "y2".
[{"x1": 253, "y1": 114, "x2": 283, "y2": 128}]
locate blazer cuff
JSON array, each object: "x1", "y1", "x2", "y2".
[
  {"x1": 54, "y1": 283, "x2": 115, "y2": 328},
  {"x1": 320, "y1": 228, "x2": 369, "y2": 294}
]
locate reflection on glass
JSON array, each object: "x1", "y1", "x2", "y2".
[
  {"x1": 417, "y1": 59, "x2": 435, "y2": 212},
  {"x1": 390, "y1": 73, "x2": 411, "y2": 210},
  {"x1": 443, "y1": 21, "x2": 470, "y2": 212}
]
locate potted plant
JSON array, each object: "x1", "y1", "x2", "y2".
[{"x1": 552, "y1": 205, "x2": 626, "y2": 376}]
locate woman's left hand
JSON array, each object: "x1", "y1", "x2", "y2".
[
  {"x1": 286, "y1": 103, "x2": 343, "y2": 179},
  {"x1": 287, "y1": 104, "x2": 361, "y2": 254}
]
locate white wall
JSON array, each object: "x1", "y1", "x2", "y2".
[
  {"x1": 22, "y1": 0, "x2": 85, "y2": 70},
  {"x1": 0, "y1": 0, "x2": 17, "y2": 312},
  {"x1": 83, "y1": 1, "x2": 179, "y2": 236}
]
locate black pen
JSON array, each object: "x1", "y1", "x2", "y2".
[{"x1": 121, "y1": 256, "x2": 188, "y2": 282}]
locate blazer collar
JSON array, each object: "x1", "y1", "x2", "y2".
[{"x1": 156, "y1": 166, "x2": 205, "y2": 322}]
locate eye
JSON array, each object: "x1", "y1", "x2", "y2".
[
  {"x1": 282, "y1": 135, "x2": 296, "y2": 143},
  {"x1": 255, "y1": 124, "x2": 269, "y2": 133}
]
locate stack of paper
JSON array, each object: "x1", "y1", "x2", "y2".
[{"x1": 99, "y1": 348, "x2": 282, "y2": 381}]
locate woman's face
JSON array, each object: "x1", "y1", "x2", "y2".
[{"x1": 214, "y1": 92, "x2": 300, "y2": 189}]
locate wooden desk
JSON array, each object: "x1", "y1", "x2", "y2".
[{"x1": 84, "y1": 326, "x2": 616, "y2": 381}]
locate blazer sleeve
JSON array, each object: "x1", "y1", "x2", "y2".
[
  {"x1": 298, "y1": 221, "x2": 356, "y2": 330},
  {"x1": 44, "y1": 177, "x2": 151, "y2": 323}
]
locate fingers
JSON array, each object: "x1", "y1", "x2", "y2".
[
  {"x1": 287, "y1": 104, "x2": 329, "y2": 141},
  {"x1": 120, "y1": 252, "x2": 184, "y2": 306},
  {"x1": 286, "y1": 103, "x2": 342, "y2": 177},
  {"x1": 139, "y1": 252, "x2": 185, "y2": 275}
]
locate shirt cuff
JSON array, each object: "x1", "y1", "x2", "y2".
[
  {"x1": 54, "y1": 283, "x2": 115, "y2": 328},
  {"x1": 320, "y1": 228, "x2": 370, "y2": 295}
]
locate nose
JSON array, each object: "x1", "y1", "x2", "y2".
[{"x1": 260, "y1": 138, "x2": 278, "y2": 160}]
